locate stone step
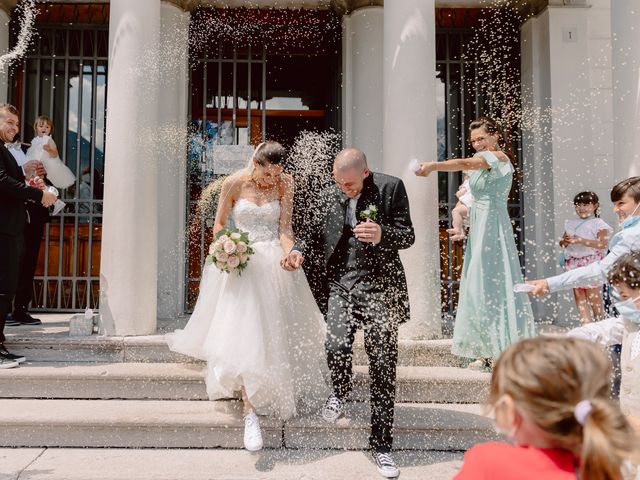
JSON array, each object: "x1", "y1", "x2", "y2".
[
  {"x1": 0, "y1": 362, "x2": 490, "y2": 404},
  {"x1": 4, "y1": 334, "x2": 460, "y2": 367},
  {"x1": 1, "y1": 448, "x2": 465, "y2": 480},
  {"x1": 0, "y1": 399, "x2": 497, "y2": 450},
  {"x1": 3, "y1": 315, "x2": 461, "y2": 367}
]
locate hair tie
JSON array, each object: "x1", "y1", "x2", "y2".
[
  {"x1": 252, "y1": 142, "x2": 266, "y2": 159},
  {"x1": 574, "y1": 400, "x2": 593, "y2": 426}
]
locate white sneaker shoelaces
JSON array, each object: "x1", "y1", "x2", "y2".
[
  {"x1": 372, "y1": 451, "x2": 400, "y2": 478},
  {"x1": 321, "y1": 394, "x2": 345, "y2": 423}
]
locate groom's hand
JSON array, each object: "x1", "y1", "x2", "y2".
[
  {"x1": 281, "y1": 250, "x2": 304, "y2": 271},
  {"x1": 354, "y1": 220, "x2": 381, "y2": 244}
]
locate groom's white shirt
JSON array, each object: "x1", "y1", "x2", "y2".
[{"x1": 346, "y1": 194, "x2": 361, "y2": 228}]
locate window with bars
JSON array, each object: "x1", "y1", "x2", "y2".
[{"x1": 9, "y1": 24, "x2": 108, "y2": 311}]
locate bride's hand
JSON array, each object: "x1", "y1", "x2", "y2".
[{"x1": 281, "y1": 250, "x2": 304, "y2": 271}]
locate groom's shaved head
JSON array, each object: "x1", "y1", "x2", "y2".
[
  {"x1": 334, "y1": 148, "x2": 368, "y2": 172},
  {"x1": 333, "y1": 148, "x2": 370, "y2": 198}
]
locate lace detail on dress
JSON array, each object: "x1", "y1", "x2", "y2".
[{"x1": 232, "y1": 198, "x2": 280, "y2": 243}]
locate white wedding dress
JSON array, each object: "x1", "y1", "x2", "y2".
[{"x1": 166, "y1": 198, "x2": 328, "y2": 420}]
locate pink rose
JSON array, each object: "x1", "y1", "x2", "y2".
[
  {"x1": 223, "y1": 240, "x2": 237, "y2": 254},
  {"x1": 208, "y1": 243, "x2": 216, "y2": 255},
  {"x1": 215, "y1": 252, "x2": 229, "y2": 262},
  {"x1": 227, "y1": 255, "x2": 240, "y2": 268},
  {"x1": 236, "y1": 242, "x2": 247, "y2": 253},
  {"x1": 218, "y1": 234, "x2": 229, "y2": 244},
  {"x1": 216, "y1": 261, "x2": 227, "y2": 270}
]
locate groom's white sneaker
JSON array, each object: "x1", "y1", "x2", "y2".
[
  {"x1": 243, "y1": 411, "x2": 263, "y2": 452},
  {"x1": 372, "y1": 451, "x2": 400, "y2": 478},
  {"x1": 321, "y1": 394, "x2": 345, "y2": 422}
]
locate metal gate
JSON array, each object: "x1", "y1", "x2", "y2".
[{"x1": 10, "y1": 24, "x2": 108, "y2": 311}]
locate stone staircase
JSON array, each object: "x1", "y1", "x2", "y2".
[{"x1": 0, "y1": 315, "x2": 496, "y2": 450}]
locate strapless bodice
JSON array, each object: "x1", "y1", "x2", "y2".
[{"x1": 231, "y1": 198, "x2": 280, "y2": 243}]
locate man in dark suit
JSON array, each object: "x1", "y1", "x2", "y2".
[
  {"x1": 283, "y1": 148, "x2": 415, "y2": 478},
  {"x1": 4, "y1": 140, "x2": 50, "y2": 326},
  {"x1": 0, "y1": 104, "x2": 56, "y2": 368}
]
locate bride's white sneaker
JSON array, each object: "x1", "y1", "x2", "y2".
[{"x1": 243, "y1": 411, "x2": 263, "y2": 452}]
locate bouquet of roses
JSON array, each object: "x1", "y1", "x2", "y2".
[{"x1": 205, "y1": 227, "x2": 254, "y2": 274}]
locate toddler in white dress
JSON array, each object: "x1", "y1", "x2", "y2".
[
  {"x1": 447, "y1": 173, "x2": 474, "y2": 241},
  {"x1": 26, "y1": 115, "x2": 75, "y2": 190}
]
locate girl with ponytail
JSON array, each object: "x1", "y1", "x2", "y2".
[{"x1": 455, "y1": 337, "x2": 640, "y2": 479}]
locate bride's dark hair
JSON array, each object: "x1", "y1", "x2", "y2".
[
  {"x1": 196, "y1": 140, "x2": 286, "y2": 227},
  {"x1": 253, "y1": 140, "x2": 286, "y2": 166}
]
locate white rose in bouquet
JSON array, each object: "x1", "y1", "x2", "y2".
[
  {"x1": 230, "y1": 232, "x2": 242, "y2": 240},
  {"x1": 216, "y1": 261, "x2": 227, "y2": 270},
  {"x1": 223, "y1": 240, "x2": 237, "y2": 254},
  {"x1": 240, "y1": 254, "x2": 249, "y2": 263}
]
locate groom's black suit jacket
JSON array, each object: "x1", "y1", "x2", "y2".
[
  {"x1": 301, "y1": 172, "x2": 415, "y2": 323},
  {"x1": 0, "y1": 144, "x2": 43, "y2": 237}
]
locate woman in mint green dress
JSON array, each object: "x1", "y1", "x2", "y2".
[{"x1": 416, "y1": 117, "x2": 535, "y2": 370}]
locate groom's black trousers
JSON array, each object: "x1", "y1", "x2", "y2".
[{"x1": 325, "y1": 283, "x2": 398, "y2": 453}]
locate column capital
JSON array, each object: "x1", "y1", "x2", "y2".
[
  {"x1": 331, "y1": 0, "x2": 383, "y2": 17},
  {"x1": 515, "y1": 0, "x2": 590, "y2": 19}
]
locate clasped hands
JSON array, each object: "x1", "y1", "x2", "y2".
[{"x1": 559, "y1": 233, "x2": 583, "y2": 247}]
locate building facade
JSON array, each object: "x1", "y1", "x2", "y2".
[{"x1": 0, "y1": 0, "x2": 638, "y2": 338}]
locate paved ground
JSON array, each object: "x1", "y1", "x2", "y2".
[{"x1": 0, "y1": 448, "x2": 464, "y2": 479}]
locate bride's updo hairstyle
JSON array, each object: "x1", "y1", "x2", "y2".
[{"x1": 252, "y1": 140, "x2": 286, "y2": 167}]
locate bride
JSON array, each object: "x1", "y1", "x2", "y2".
[{"x1": 166, "y1": 141, "x2": 327, "y2": 451}]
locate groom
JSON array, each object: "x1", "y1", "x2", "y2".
[{"x1": 283, "y1": 148, "x2": 414, "y2": 478}]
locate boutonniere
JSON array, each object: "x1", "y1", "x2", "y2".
[{"x1": 360, "y1": 204, "x2": 379, "y2": 222}]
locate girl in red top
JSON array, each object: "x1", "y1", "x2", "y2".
[{"x1": 455, "y1": 337, "x2": 640, "y2": 480}]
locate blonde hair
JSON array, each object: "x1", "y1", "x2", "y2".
[
  {"x1": 491, "y1": 337, "x2": 640, "y2": 480},
  {"x1": 34, "y1": 115, "x2": 54, "y2": 135}
]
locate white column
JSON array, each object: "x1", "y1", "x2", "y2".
[
  {"x1": 611, "y1": 0, "x2": 640, "y2": 181},
  {"x1": 157, "y1": 1, "x2": 189, "y2": 320},
  {"x1": 0, "y1": 7, "x2": 10, "y2": 104},
  {"x1": 383, "y1": 0, "x2": 441, "y2": 339},
  {"x1": 342, "y1": 6, "x2": 383, "y2": 170},
  {"x1": 100, "y1": 0, "x2": 160, "y2": 335},
  {"x1": 520, "y1": 4, "x2": 610, "y2": 323}
]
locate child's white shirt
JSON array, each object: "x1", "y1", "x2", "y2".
[{"x1": 563, "y1": 217, "x2": 612, "y2": 259}]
